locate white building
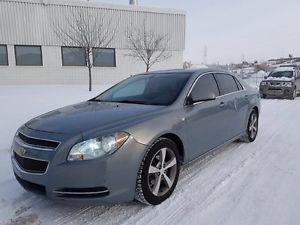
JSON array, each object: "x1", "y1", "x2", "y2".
[{"x1": 0, "y1": 0, "x2": 185, "y2": 85}]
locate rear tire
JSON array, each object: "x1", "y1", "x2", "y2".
[
  {"x1": 289, "y1": 88, "x2": 296, "y2": 100},
  {"x1": 241, "y1": 109, "x2": 259, "y2": 143},
  {"x1": 135, "y1": 138, "x2": 180, "y2": 205}
]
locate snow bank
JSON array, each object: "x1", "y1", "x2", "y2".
[{"x1": 0, "y1": 85, "x2": 109, "y2": 150}]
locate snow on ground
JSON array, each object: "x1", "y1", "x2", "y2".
[{"x1": 1, "y1": 83, "x2": 300, "y2": 225}]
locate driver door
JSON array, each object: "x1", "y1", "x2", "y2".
[{"x1": 184, "y1": 73, "x2": 227, "y2": 161}]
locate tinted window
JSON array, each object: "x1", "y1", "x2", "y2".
[
  {"x1": 112, "y1": 79, "x2": 146, "y2": 99},
  {"x1": 0, "y1": 45, "x2": 8, "y2": 65},
  {"x1": 215, "y1": 73, "x2": 239, "y2": 95},
  {"x1": 62, "y1": 47, "x2": 86, "y2": 66},
  {"x1": 93, "y1": 48, "x2": 116, "y2": 67},
  {"x1": 95, "y1": 73, "x2": 191, "y2": 106},
  {"x1": 15, "y1": 46, "x2": 42, "y2": 66},
  {"x1": 190, "y1": 74, "x2": 219, "y2": 101},
  {"x1": 234, "y1": 78, "x2": 244, "y2": 90}
]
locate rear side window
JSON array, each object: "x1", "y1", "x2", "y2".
[
  {"x1": 190, "y1": 73, "x2": 220, "y2": 101},
  {"x1": 234, "y1": 78, "x2": 243, "y2": 90},
  {"x1": 214, "y1": 73, "x2": 239, "y2": 95}
]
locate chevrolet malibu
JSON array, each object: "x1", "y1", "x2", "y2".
[{"x1": 12, "y1": 69, "x2": 260, "y2": 205}]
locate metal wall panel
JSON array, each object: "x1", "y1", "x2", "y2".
[{"x1": 0, "y1": 0, "x2": 186, "y2": 51}]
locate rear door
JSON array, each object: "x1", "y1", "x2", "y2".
[
  {"x1": 214, "y1": 73, "x2": 243, "y2": 140},
  {"x1": 184, "y1": 73, "x2": 227, "y2": 160}
]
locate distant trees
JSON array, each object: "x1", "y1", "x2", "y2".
[
  {"x1": 53, "y1": 10, "x2": 117, "y2": 91},
  {"x1": 126, "y1": 22, "x2": 171, "y2": 72},
  {"x1": 255, "y1": 63, "x2": 272, "y2": 72}
]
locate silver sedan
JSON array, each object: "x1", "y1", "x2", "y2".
[{"x1": 11, "y1": 69, "x2": 260, "y2": 205}]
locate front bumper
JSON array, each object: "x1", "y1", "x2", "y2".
[
  {"x1": 11, "y1": 125, "x2": 147, "y2": 204},
  {"x1": 260, "y1": 86, "x2": 294, "y2": 98}
]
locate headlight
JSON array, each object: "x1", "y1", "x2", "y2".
[
  {"x1": 284, "y1": 82, "x2": 292, "y2": 87},
  {"x1": 68, "y1": 132, "x2": 129, "y2": 161},
  {"x1": 261, "y1": 81, "x2": 267, "y2": 85}
]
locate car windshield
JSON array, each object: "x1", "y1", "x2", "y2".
[
  {"x1": 269, "y1": 71, "x2": 294, "y2": 78},
  {"x1": 93, "y1": 73, "x2": 191, "y2": 106}
]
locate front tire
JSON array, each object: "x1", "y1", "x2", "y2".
[
  {"x1": 135, "y1": 138, "x2": 180, "y2": 205},
  {"x1": 289, "y1": 88, "x2": 297, "y2": 100}
]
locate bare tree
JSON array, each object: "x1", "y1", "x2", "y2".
[
  {"x1": 126, "y1": 22, "x2": 171, "y2": 72},
  {"x1": 52, "y1": 9, "x2": 117, "y2": 91}
]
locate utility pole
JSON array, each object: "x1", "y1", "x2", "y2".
[{"x1": 203, "y1": 45, "x2": 207, "y2": 65}]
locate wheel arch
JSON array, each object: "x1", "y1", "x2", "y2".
[
  {"x1": 252, "y1": 106, "x2": 259, "y2": 115},
  {"x1": 160, "y1": 133, "x2": 185, "y2": 164}
]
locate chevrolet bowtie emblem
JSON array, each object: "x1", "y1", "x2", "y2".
[{"x1": 16, "y1": 147, "x2": 26, "y2": 157}]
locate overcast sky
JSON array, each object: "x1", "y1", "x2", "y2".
[{"x1": 96, "y1": 0, "x2": 300, "y2": 64}]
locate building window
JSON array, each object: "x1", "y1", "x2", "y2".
[
  {"x1": 62, "y1": 47, "x2": 86, "y2": 66},
  {"x1": 0, "y1": 45, "x2": 8, "y2": 66},
  {"x1": 93, "y1": 48, "x2": 116, "y2": 67},
  {"x1": 15, "y1": 45, "x2": 43, "y2": 66}
]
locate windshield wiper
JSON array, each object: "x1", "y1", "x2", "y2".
[
  {"x1": 88, "y1": 98, "x2": 104, "y2": 102},
  {"x1": 115, "y1": 100, "x2": 148, "y2": 105}
]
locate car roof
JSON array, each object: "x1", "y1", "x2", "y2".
[
  {"x1": 273, "y1": 67, "x2": 296, "y2": 72},
  {"x1": 136, "y1": 68, "x2": 229, "y2": 76}
]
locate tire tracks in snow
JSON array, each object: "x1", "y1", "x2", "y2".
[
  {"x1": 122, "y1": 99, "x2": 293, "y2": 225},
  {"x1": 1, "y1": 99, "x2": 298, "y2": 225}
]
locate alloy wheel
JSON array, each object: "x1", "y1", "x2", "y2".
[
  {"x1": 148, "y1": 148, "x2": 177, "y2": 197},
  {"x1": 248, "y1": 112, "x2": 258, "y2": 140}
]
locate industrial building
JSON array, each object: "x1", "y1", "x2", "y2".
[{"x1": 0, "y1": 0, "x2": 186, "y2": 85}]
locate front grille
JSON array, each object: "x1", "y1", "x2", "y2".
[
  {"x1": 269, "y1": 88, "x2": 282, "y2": 91},
  {"x1": 14, "y1": 173, "x2": 46, "y2": 195},
  {"x1": 14, "y1": 152, "x2": 48, "y2": 174},
  {"x1": 18, "y1": 132, "x2": 60, "y2": 149}
]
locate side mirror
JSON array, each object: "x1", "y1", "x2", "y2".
[
  {"x1": 264, "y1": 76, "x2": 268, "y2": 79},
  {"x1": 186, "y1": 96, "x2": 194, "y2": 106},
  {"x1": 186, "y1": 93, "x2": 216, "y2": 106}
]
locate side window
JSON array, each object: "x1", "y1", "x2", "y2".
[
  {"x1": 190, "y1": 74, "x2": 219, "y2": 101},
  {"x1": 215, "y1": 73, "x2": 239, "y2": 95},
  {"x1": 234, "y1": 77, "x2": 244, "y2": 90}
]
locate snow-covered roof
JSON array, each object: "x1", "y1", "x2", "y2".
[{"x1": 273, "y1": 67, "x2": 295, "y2": 72}]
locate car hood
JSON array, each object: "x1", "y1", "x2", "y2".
[
  {"x1": 265, "y1": 77, "x2": 294, "y2": 82},
  {"x1": 26, "y1": 101, "x2": 163, "y2": 134}
]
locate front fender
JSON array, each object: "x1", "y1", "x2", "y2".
[{"x1": 125, "y1": 108, "x2": 187, "y2": 155}]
